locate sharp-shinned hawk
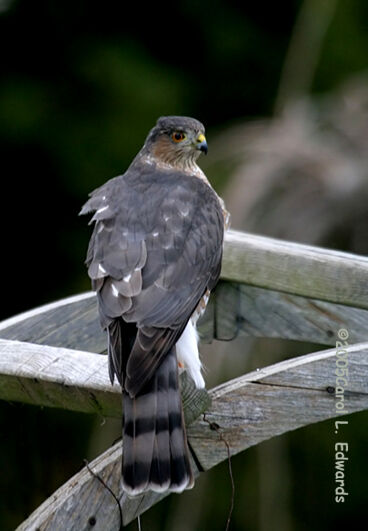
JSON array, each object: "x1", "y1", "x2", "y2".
[{"x1": 81, "y1": 116, "x2": 229, "y2": 495}]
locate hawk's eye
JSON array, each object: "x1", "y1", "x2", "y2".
[{"x1": 172, "y1": 131, "x2": 186, "y2": 143}]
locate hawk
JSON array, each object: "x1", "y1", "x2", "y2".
[{"x1": 81, "y1": 116, "x2": 229, "y2": 495}]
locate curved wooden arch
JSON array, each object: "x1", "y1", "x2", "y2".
[
  {"x1": 1, "y1": 230, "x2": 368, "y2": 529},
  {"x1": 10, "y1": 341, "x2": 367, "y2": 529},
  {"x1": 2, "y1": 229, "x2": 368, "y2": 352},
  {"x1": 1, "y1": 282, "x2": 368, "y2": 357}
]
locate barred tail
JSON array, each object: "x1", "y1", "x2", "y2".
[{"x1": 121, "y1": 347, "x2": 194, "y2": 496}]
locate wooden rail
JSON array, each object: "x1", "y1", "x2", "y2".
[
  {"x1": 0, "y1": 229, "x2": 367, "y2": 529},
  {"x1": 1, "y1": 230, "x2": 368, "y2": 352},
  {"x1": 222, "y1": 230, "x2": 368, "y2": 309},
  {"x1": 11, "y1": 342, "x2": 368, "y2": 529}
]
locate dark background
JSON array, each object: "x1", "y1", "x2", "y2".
[{"x1": 1, "y1": 1, "x2": 367, "y2": 529}]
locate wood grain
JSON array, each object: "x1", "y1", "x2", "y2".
[
  {"x1": 1, "y1": 282, "x2": 368, "y2": 356},
  {"x1": 2, "y1": 228, "x2": 368, "y2": 528},
  {"x1": 222, "y1": 230, "x2": 368, "y2": 308},
  {"x1": 0, "y1": 340, "x2": 210, "y2": 421},
  {"x1": 199, "y1": 282, "x2": 368, "y2": 345},
  {"x1": 15, "y1": 341, "x2": 368, "y2": 529},
  {"x1": 2, "y1": 229, "x2": 368, "y2": 353},
  {"x1": 189, "y1": 342, "x2": 368, "y2": 470}
]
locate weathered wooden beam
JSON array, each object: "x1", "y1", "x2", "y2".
[
  {"x1": 16, "y1": 341, "x2": 368, "y2": 529},
  {"x1": 199, "y1": 282, "x2": 368, "y2": 345},
  {"x1": 0, "y1": 339, "x2": 120, "y2": 416},
  {"x1": 189, "y1": 341, "x2": 368, "y2": 470},
  {"x1": 15, "y1": 437, "x2": 178, "y2": 531},
  {"x1": 2, "y1": 228, "x2": 367, "y2": 529},
  {"x1": 222, "y1": 230, "x2": 368, "y2": 309},
  {"x1": 1, "y1": 230, "x2": 368, "y2": 353},
  {"x1": 0, "y1": 292, "x2": 106, "y2": 354},
  {"x1": 1, "y1": 230, "x2": 368, "y2": 346},
  {"x1": 1, "y1": 281, "x2": 368, "y2": 354},
  {"x1": 0, "y1": 340, "x2": 210, "y2": 422}
]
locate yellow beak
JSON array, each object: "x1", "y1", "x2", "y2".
[{"x1": 196, "y1": 134, "x2": 208, "y2": 154}]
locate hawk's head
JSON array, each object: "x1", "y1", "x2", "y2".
[{"x1": 142, "y1": 115, "x2": 208, "y2": 169}]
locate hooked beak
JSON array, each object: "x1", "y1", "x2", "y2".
[{"x1": 196, "y1": 133, "x2": 208, "y2": 155}]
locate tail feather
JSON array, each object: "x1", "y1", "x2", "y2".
[
  {"x1": 167, "y1": 367, "x2": 193, "y2": 492},
  {"x1": 149, "y1": 359, "x2": 171, "y2": 491},
  {"x1": 121, "y1": 348, "x2": 193, "y2": 496},
  {"x1": 122, "y1": 387, "x2": 157, "y2": 493},
  {"x1": 107, "y1": 319, "x2": 136, "y2": 386}
]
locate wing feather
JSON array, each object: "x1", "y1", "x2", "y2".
[{"x1": 81, "y1": 164, "x2": 224, "y2": 395}]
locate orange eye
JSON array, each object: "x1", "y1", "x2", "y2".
[{"x1": 172, "y1": 131, "x2": 186, "y2": 143}]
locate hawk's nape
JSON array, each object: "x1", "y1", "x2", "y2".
[{"x1": 80, "y1": 116, "x2": 227, "y2": 495}]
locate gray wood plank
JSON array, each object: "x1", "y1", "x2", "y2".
[
  {"x1": 15, "y1": 438, "x2": 200, "y2": 530},
  {"x1": 2, "y1": 282, "x2": 368, "y2": 356},
  {"x1": 2, "y1": 229, "x2": 368, "y2": 354},
  {"x1": 15, "y1": 439, "x2": 180, "y2": 530},
  {"x1": 0, "y1": 340, "x2": 210, "y2": 421},
  {"x1": 3, "y1": 228, "x2": 367, "y2": 529},
  {"x1": 15, "y1": 341, "x2": 368, "y2": 529},
  {"x1": 189, "y1": 342, "x2": 368, "y2": 470},
  {"x1": 0, "y1": 292, "x2": 106, "y2": 354},
  {"x1": 0, "y1": 339, "x2": 120, "y2": 416},
  {"x1": 222, "y1": 230, "x2": 368, "y2": 309},
  {"x1": 199, "y1": 282, "x2": 368, "y2": 345}
]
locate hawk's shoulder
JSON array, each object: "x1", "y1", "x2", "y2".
[{"x1": 80, "y1": 161, "x2": 223, "y2": 228}]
